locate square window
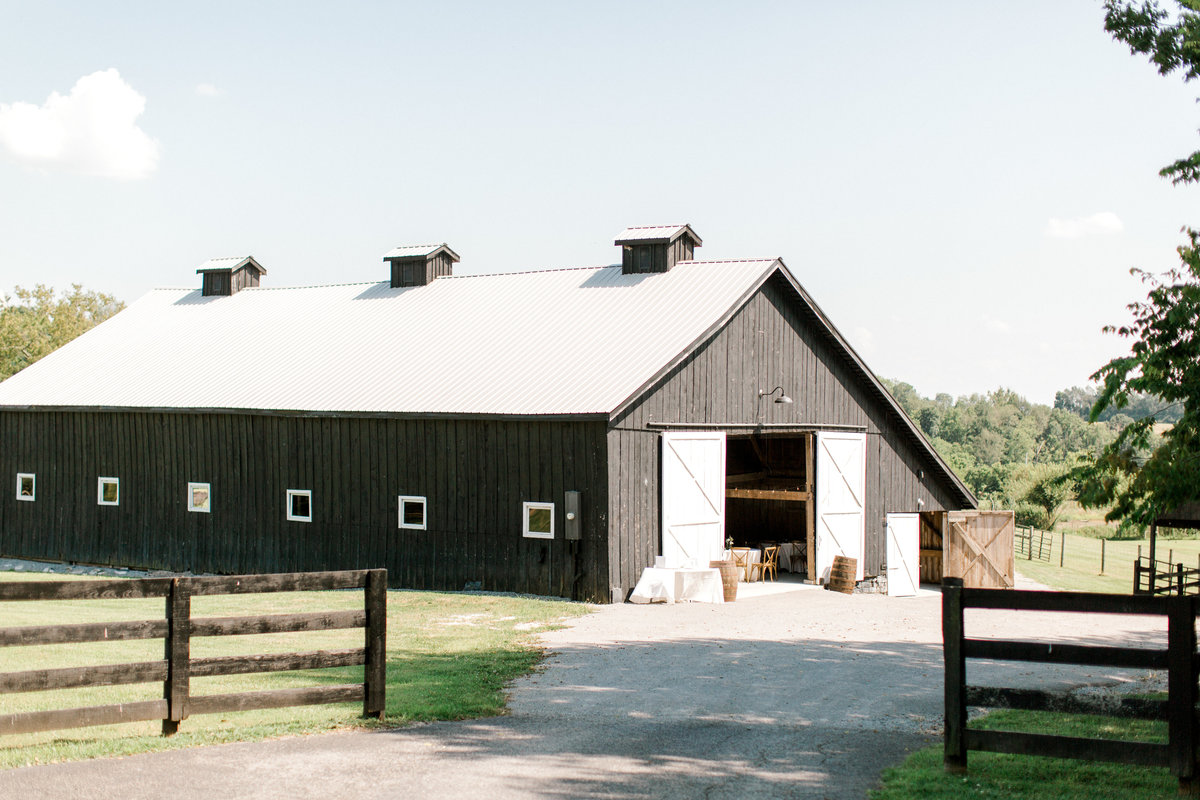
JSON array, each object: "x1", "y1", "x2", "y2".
[
  {"x1": 98, "y1": 477, "x2": 119, "y2": 506},
  {"x1": 16, "y1": 473, "x2": 35, "y2": 502},
  {"x1": 188, "y1": 482, "x2": 211, "y2": 513},
  {"x1": 287, "y1": 489, "x2": 312, "y2": 522},
  {"x1": 522, "y1": 501, "x2": 554, "y2": 539},
  {"x1": 398, "y1": 495, "x2": 427, "y2": 530}
]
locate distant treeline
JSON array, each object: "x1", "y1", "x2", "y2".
[
  {"x1": 881, "y1": 380, "x2": 1173, "y2": 530},
  {"x1": 1053, "y1": 385, "x2": 1182, "y2": 426}
]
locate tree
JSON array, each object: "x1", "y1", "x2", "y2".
[
  {"x1": 1073, "y1": 238, "x2": 1200, "y2": 525},
  {"x1": 1104, "y1": 1, "x2": 1200, "y2": 185},
  {"x1": 0, "y1": 284, "x2": 124, "y2": 380},
  {"x1": 1020, "y1": 465, "x2": 1072, "y2": 531},
  {"x1": 1070, "y1": 2, "x2": 1200, "y2": 526}
]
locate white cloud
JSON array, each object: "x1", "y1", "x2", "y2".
[
  {"x1": 983, "y1": 316, "x2": 1010, "y2": 334},
  {"x1": 1044, "y1": 212, "x2": 1124, "y2": 239},
  {"x1": 0, "y1": 69, "x2": 159, "y2": 180},
  {"x1": 195, "y1": 83, "x2": 222, "y2": 98}
]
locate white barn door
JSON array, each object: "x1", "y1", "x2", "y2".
[
  {"x1": 815, "y1": 431, "x2": 866, "y2": 582},
  {"x1": 886, "y1": 512, "x2": 920, "y2": 597},
  {"x1": 661, "y1": 431, "x2": 726, "y2": 568}
]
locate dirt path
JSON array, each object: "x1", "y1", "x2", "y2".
[{"x1": 0, "y1": 583, "x2": 1166, "y2": 799}]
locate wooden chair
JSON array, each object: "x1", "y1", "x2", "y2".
[
  {"x1": 788, "y1": 540, "x2": 806, "y2": 573},
  {"x1": 730, "y1": 547, "x2": 752, "y2": 581},
  {"x1": 750, "y1": 545, "x2": 779, "y2": 582}
]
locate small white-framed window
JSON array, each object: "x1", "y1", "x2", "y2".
[
  {"x1": 188, "y1": 482, "x2": 211, "y2": 513},
  {"x1": 522, "y1": 501, "x2": 554, "y2": 539},
  {"x1": 398, "y1": 495, "x2": 427, "y2": 530},
  {"x1": 98, "y1": 477, "x2": 120, "y2": 506},
  {"x1": 287, "y1": 489, "x2": 312, "y2": 522},
  {"x1": 16, "y1": 473, "x2": 35, "y2": 502}
]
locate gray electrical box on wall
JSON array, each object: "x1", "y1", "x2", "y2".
[{"x1": 564, "y1": 491, "x2": 581, "y2": 540}]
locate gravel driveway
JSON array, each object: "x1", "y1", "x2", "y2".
[{"x1": 0, "y1": 580, "x2": 1166, "y2": 799}]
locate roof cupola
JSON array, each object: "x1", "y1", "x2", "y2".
[
  {"x1": 196, "y1": 256, "x2": 266, "y2": 297},
  {"x1": 614, "y1": 225, "x2": 702, "y2": 274},
  {"x1": 383, "y1": 244, "x2": 460, "y2": 288}
]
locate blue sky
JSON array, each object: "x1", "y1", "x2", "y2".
[{"x1": 0, "y1": 1, "x2": 1196, "y2": 404}]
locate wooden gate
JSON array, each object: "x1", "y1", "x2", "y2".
[{"x1": 944, "y1": 511, "x2": 1014, "y2": 589}]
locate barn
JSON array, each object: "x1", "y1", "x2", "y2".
[{"x1": 0, "y1": 225, "x2": 976, "y2": 602}]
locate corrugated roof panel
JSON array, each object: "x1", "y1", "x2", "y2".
[
  {"x1": 614, "y1": 225, "x2": 690, "y2": 243},
  {"x1": 0, "y1": 259, "x2": 780, "y2": 416},
  {"x1": 196, "y1": 256, "x2": 254, "y2": 273},
  {"x1": 382, "y1": 244, "x2": 446, "y2": 259}
]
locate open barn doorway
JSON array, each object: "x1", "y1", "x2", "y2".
[{"x1": 724, "y1": 433, "x2": 815, "y2": 581}]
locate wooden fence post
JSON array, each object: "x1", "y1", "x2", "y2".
[
  {"x1": 1134, "y1": 557, "x2": 1142, "y2": 594},
  {"x1": 1168, "y1": 596, "x2": 1197, "y2": 793},
  {"x1": 363, "y1": 569, "x2": 387, "y2": 721},
  {"x1": 1059, "y1": 531, "x2": 1065, "y2": 568},
  {"x1": 1100, "y1": 539, "x2": 1106, "y2": 575},
  {"x1": 943, "y1": 577, "x2": 967, "y2": 773},
  {"x1": 162, "y1": 577, "x2": 191, "y2": 736}
]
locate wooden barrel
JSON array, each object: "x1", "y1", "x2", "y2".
[
  {"x1": 827, "y1": 556, "x2": 857, "y2": 594},
  {"x1": 710, "y1": 560, "x2": 739, "y2": 602}
]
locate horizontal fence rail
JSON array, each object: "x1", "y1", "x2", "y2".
[
  {"x1": 1014, "y1": 526, "x2": 1053, "y2": 563},
  {"x1": 943, "y1": 577, "x2": 1197, "y2": 793},
  {"x1": 0, "y1": 569, "x2": 386, "y2": 738},
  {"x1": 1133, "y1": 556, "x2": 1200, "y2": 596}
]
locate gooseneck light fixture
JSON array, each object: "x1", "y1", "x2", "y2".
[{"x1": 759, "y1": 386, "x2": 793, "y2": 404}]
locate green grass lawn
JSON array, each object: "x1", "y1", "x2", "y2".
[
  {"x1": 0, "y1": 572, "x2": 589, "y2": 768},
  {"x1": 1016, "y1": 532, "x2": 1200, "y2": 594},
  {"x1": 871, "y1": 710, "x2": 1175, "y2": 800}
]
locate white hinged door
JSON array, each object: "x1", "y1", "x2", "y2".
[
  {"x1": 661, "y1": 431, "x2": 726, "y2": 568},
  {"x1": 886, "y1": 512, "x2": 920, "y2": 597},
  {"x1": 815, "y1": 431, "x2": 866, "y2": 582}
]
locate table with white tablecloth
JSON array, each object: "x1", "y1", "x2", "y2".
[{"x1": 629, "y1": 567, "x2": 725, "y2": 603}]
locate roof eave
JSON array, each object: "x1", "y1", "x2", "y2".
[
  {"x1": 768, "y1": 267, "x2": 978, "y2": 509},
  {"x1": 607, "y1": 259, "x2": 783, "y2": 422},
  {"x1": 606, "y1": 260, "x2": 977, "y2": 510}
]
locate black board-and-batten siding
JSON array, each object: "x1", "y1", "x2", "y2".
[
  {"x1": 0, "y1": 265, "x2": 971, "y2": 603},
  {"x1": 605, "y1": 273, "x2": 966, "y2": 595},
  {"x1": 0, "y1": 412, "x2": 609, "y2": 600}
]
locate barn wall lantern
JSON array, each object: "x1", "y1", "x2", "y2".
[{"x1": 758, "y1": 386, "x2": 793, "y2": 404}]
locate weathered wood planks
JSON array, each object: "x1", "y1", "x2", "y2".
[{"x1": 0, "y1": 569, "x2": 386, "y2": 739}]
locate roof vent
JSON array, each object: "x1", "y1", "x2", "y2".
[
  {"x1": 383, "y1": 244, "x2": 460, "y2": 288},
  {"x1": 614, "y1": 225, "x2": 702, "y2": 274},
  {"x1": 196, "y1": 256, "x2": 266, "y2": 297}
]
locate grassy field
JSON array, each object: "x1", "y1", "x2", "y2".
[
  {"x1": 871, "y1": 710, "x2": 1175, "y2": 800},
  {"x1": 0, "y1": 572, "x2": 589, "y2": 768},
  {"x1": 1016, "y1": 531, "x2": 1200, "y2": 594}
]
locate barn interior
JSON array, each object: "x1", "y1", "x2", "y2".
[
  {"x1": 724, "y1": 433, "x2": 813, "y2": 578},
  {"x1": 919, "y1": 510, "x2": 947, "y2": 584}
]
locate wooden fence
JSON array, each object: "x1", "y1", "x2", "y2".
[
  {"x1": 0, "y1": 569, "x2": 386, "y2": 737},
  {"x1": 1134, "y1": 556, "x2": 1200, "y2": 596},
  {"x1": 1014, "y1": 525, "x2": 1053, "y2": 563},
  {"x1": 943, "y1": 577, "x2": 1197, "y2": 793}
]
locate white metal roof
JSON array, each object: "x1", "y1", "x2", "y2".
[
  {"x1": 614, "y1": 225, "x2": 701, "y2": 245},
  {"x1": 196, "y1": 255, "x2": 264, "y2": 274},
  {"x1": 0, "y1": 259, "x2": 780, "y2": 416},
  {"x1": 382, "y1": 244, "x2": 457, "y2": 260}
]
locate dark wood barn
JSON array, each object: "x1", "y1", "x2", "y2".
[{"x1": 0, "y1": 225, "x2": 975, "y2": 602}]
